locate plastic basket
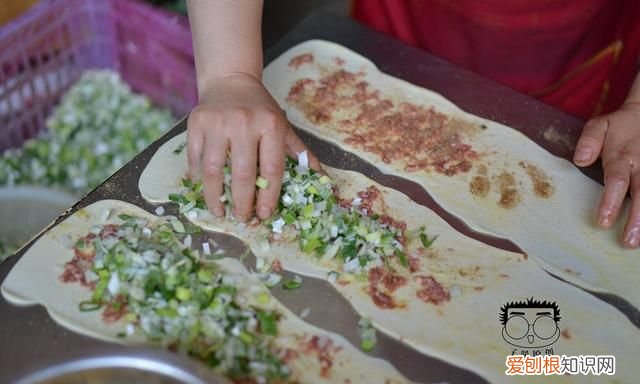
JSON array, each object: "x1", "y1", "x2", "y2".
[{"x1": 0, "y1": 0, "x2": 197, "y2": 152}]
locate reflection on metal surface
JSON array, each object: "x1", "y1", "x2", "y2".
[{"x1": 14, "y1": 349, "x2": 227, "y2": 384}]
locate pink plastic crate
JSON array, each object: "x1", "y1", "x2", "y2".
[{"x1": 0, "y1": 0, "x2": 197, "y2": 152}]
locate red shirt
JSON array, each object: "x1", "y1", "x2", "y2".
[{"x1": 352, "y1": 0, "x2": 640, "y2": 119}]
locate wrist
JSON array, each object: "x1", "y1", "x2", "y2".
[
  {"x1": 622, "y1": 100, "x2": 640, "y2": 111},
  {"x1": 620, "y1": 100, "x2": 640, "y2": 120},
  {"x1": 198, "y1": 71, "x2": 262, "y2": 98}
]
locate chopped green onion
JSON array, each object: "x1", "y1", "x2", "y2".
[
  {"x1": 169, "y1": 154, "x2": 424, "y2": 278},
  {"x1": 257, "y1": 310, "x2": 278, "y2": 336},
  {"x1": 256, "y1": 291, "x2": 270, "y2": 305},
  {"x1": 63, "y1": 213, "x2": 289, "y2": 382},
  {"x1": 302, "y1": 203, "x2": 314, "y2": 218},
  {"x1": 256, "y1": 176, "x2": 270, "y2": 189},
  {"x1": 92, "y1": 276, "x2": 109, "y2": 302},
  {"x1": 361, "y1": 338, "x2": 376, "y2": 352},
  {"x1": 169, "y1": 194, "x2": 185, "y2": 204},
  {"x1": 382, "y1": 256, "x2": 395, "y2": 273},
  {"x1": 302, "y1": 237, "x2": 323, "y2": 253},
  {"x1": 239, "y1": 331, "x2": 253, "y2": 344},
  {"x1": 0, "y1": 70, "x2": 174, "y2": 205},
  {"x1": 263, "y1": 273, "x2": 282, "y2": 288},
  {"x1": 181, "y1": 223, "x2": 202, "y2": 234},
  {"x1": 365, "y1": 231, "x2": 381, "y2": 243},
  {"x1": 394, "y1": 249, "x2": 409, "y2": 269},
  {"x1": 156, "y1": 307, "x2": 178, "y2": 318},
  {"x1": 358, "y1": 317, "x2": 377, "y2": 352},
  {"x1": 117, "y1": 213, "x2": 133, "y2": 221},
  {"x1": 197, "y1": 269, "x2": 213, "y2": 283},
  {"x1": 419, "y1": 227, "x2": 438, "y2": 248},
  {"x1": 282, "y1": 276, "x2": 302, "y2": 290},
  {"x1": 170, "y1": 220, "x2": 186, "y2": 233},
  {"x1": 175, "y1": 287, "x2": 192, "y2": 301},
  {"x1": 327, "y1": 271, "x2": 339, "y2": 284},
  {"x1": 282, "y1": 211, "x2": 296, "y2": 225},
  {"x1": 78, "y1": 301, "x2": 102, "y2": 312},
  {"x1": 173, "y1": 142, "x2": 187, "y2": 155}
]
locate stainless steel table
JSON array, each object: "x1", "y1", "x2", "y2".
[{"x1": 1, "y1": 11, "x2": 637, "y2": 384}]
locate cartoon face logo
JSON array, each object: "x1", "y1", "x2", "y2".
[{"x1": 500, "y1": 298, "x2": 561, "y2": 349}]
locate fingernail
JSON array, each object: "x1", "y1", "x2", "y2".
[
  {"x1": 574, "y1": 149, "x2": 592, "y2": 163},
  {"x1": 213, "y1": 207, "x2": 225, "y2": 217},
  {"x1": 234, "y1": 214, "x2": 247, "y2": 222},
  {"x1": 258, "y1": 206, "x2": 271, "y2": 219},
  {"x1": 624, "y1": 227, "x2": 640, "y2": 248},
  {"x1": 598, "y1": 213, "x2": 611, "y2": 227}
]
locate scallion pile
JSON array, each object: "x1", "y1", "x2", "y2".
[
  {"x1": 173, "y1": 152, "x2": 436, "y2": 275},
  {"x1": 66, "y1": 212, "x2": 289, "y2": 382},
  {"x1": 0, "y1": 70, "x2": 174, "y2": 194}
]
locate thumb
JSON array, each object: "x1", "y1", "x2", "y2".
[{"x1": 574, "y1": 116, "x2": 608, "y2": 167}]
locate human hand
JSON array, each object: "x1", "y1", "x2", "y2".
[
  {"x1": 574, "y1": 102, "x2": 640, "y2": 247},
  {"x1": 187, "y1": 73, "x2": 321, "y2": 222}
]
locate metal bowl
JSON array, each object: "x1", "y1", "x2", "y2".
[
  {"x1": 12, "y1": 347, "x2": 228, "y2": 384},
  {"x1": 0, "y1": 186, "x2": 76, "y2": 263}
]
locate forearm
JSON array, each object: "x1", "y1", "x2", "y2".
[
  {"x1": 187, "y1": 0, "x2": 264, "y2": 98},
  {"x1": 624, "y1": 70, "x2": 640, "y2": 104}
]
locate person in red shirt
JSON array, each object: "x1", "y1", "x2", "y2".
[
  {"x1": 186, "y1": 0, "x2": 640, "y2": 248},
  {"x1": 353, "y1": 1, "x2": 640, "y2": 120}
]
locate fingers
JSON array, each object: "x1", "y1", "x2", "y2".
[
  {"x1": 256, "y1": 114, "x2": 286, "y2": 219},
  {"x1": 285, "y1": 125, "x2": 323, "y2": 172},
  {"x1": 574, "y1": 116, "x2": 608, "y2": 166},
  {"x1": 597, "y1": 158, "x2": 632, "y2": 228},
  {"x1": 201, "y1": 133, "x2": 229, "y2": 217},
  {"x1": 230, "y1": 121, "x2": 259, "y2": 222},
  {"x1": 186, "y1": 110, "x2": 206, "y2": 179},
  {"x1": 189, "y1": 107, "x2": 228, "y2": 218},
  {"x1": 622, "y1": 171, "x2": 640, "y2": 248},
  {"x1": 188, "y1": 96, "x2": 319, "y2": 223}
]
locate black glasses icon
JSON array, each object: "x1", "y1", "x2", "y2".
[{"x1": 505, "y1": 314, "x2": 557, "y2": 341}]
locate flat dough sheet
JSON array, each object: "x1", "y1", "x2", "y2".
[
  {"x1": 139, "y1": 133, "x2": 640, "y2": 384},
  {"x1": 262, "y1": 40, "x2": 640, "y2": 310},
  {"x1": 1, "y1": 200, "x2": 408, "y2": 384}
]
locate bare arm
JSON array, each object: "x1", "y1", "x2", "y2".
[
  {"x1": 574, "y1": 70, "x2": 640, "y2": 247},
  {"x1": 186, "y1": 0, "x2": 319, "y2": 222},
  {"x1": 187, "y1": 0, "x2": 263, "y2": 94}
]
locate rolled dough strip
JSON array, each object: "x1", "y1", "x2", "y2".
[
  {"x1": 138, "y1": 132, "x2": 640, "y2": 384},
  {"x1": 0, "y1": 200, "x2": 408, "y2": 384},
  {"x1": 262, "y1": 40, "x2": 640, "y2": 310}
]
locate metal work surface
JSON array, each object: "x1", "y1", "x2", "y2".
[{"x1": 1, "y1": 11, "x2": 637, "y2": 384}]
